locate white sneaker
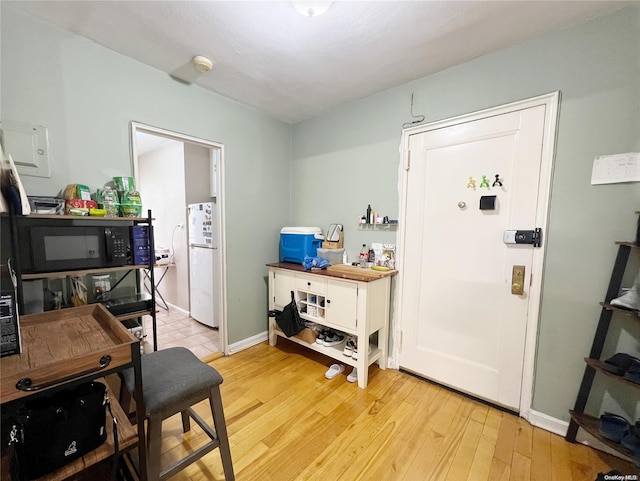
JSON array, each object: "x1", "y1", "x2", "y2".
[
  {"x1": 343, "y1": 337, "x2": 356, "y2": 356},
  {"x1": 611, "y1": 287, "x2": 640, "y2": 310},
  {"x1": 347, "y1": 368, "x2": 357, "y2": 383},
  {"x1": 352, "y1": 344, "x2": 372, "y2": 361}
]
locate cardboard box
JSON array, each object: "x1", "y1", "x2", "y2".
[{"x1": 322, "y1": 240, "x2": 343, "y2": 250}]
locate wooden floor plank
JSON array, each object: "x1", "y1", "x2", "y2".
[
  {"x1": 550, "y1": 433, "x2": 573, "y2": 481},
  {"x1": 509, "y1": 451, "x2": 531, "y2": 481},
  {"x1": 569, "y1": 441, "x2": 595, "y2": 481},
  {"x1": 530, "y1": 426, "x2": 552, "y2": 481},
  {"x1": 514, "y1": 417, "x2": 533, "y2": 459},
  {"x1": 142, "y1": 341, "x2": 637, "y2": 481},
  {"x1": 422, "y1": 397, "x2": 476, "y2": 481},
  {"x1": 445, "y1": 418, "x2": 484, "y2": 481},
  {"x1": 487, "y1": 457, "x2": 511, "y2": 481},
  {"x1": 400, "y1": 429, "x2": 447, "y2": 481},
  {"x1": 467, "y1": 427, "x2": 500, "y2": 481},
  {"x1": 493, "y1": 413, "x2": 518, "y2": 465},
  {"x1": 337, "y1": 400, "x2": 416, "y2": 481},
  {"x1": 295, "y1": 376, "x2": 416, "y2": 481},
  {"x1": 355, "y1": 379, "x2": 442, "y2": 481},
  {"x1": 587, "y1": 445, "x2": 637, "y2": 477}
]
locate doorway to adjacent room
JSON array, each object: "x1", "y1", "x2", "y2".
[{"x1": 129, "y1": 122, "x2": 227, "y2": 356}]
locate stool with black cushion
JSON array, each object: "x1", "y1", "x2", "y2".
[{"x1": 120, "y1": 347, "x2": 234, "y2": 481}]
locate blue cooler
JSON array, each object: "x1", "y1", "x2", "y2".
[{"x1": 280, "y1": 227, "x2": 324, "y2": 263}]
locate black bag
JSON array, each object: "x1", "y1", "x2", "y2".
[
  {"x1": 10, "y1": 381, "x2": 109, "y2": 481},
  {"x1": 275, "y1": 291, "x2": 305, "y2": 337}
]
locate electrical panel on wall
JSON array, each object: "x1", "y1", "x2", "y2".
[{"x1": 0, "y1": 120, "x2": 51, "y2": 178}]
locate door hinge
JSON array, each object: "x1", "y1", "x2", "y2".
[{"x1": 405, "y1": 150, "x2": 411, "y2": 171}]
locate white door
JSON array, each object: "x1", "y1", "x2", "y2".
[{"x1": 399, "y1": 98, "x2": 555, "y2": 411}]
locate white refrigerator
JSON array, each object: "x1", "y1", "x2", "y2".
[{"x1": 188, "y1": 202, "x2": 218, "y2": 328}]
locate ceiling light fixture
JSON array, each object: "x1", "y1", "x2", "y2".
[
  {"x1": 192, "y1": 55, "x2": 213, "y2": 73},
  {"x1": 292, "y1": 1, "x2": 333, "y2": 18}
]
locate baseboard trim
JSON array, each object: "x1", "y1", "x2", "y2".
[
  {"x1": 163, "y1": 302, "x2": 190, "y2": 317},
  {"x1": 228, "y1": 330, "x2": 268, "y2": 354},
  {"x1": 523, "y1": 408, "x2": 568, "y2": 436}
]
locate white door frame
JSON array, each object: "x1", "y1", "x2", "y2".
[
  {"x1": 129, "y1": 121, "x2": 229, "y2": 355},
  {"x1": 394, "y1": 92, "x2": 559, "y2": 416}
]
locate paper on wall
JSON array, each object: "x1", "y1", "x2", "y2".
[{"x1": 591, "y1": 152, "x2": 640, "y2": 185}]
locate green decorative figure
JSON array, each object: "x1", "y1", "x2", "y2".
[{"x1": 479, "y1": 175, "x2": 490, "y2": 188}]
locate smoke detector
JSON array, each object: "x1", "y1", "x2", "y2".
[
  {"x1": 192, "y1": 56, "x2": 213, "y2": 73},
  {"x1": 292, "y1": 1, "x2": 333, "y2": 17}
]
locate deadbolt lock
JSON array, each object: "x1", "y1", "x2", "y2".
[{"x1": 511, "y1": 265, "x2": 525, "y2": 295}]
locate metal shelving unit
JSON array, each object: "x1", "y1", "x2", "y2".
[
  {"x1": 565, "y1": 222, "x2": 639, "y2": 464},
  {"x1": 5, "y1": 209, "x2": 158, "y2": 351}
]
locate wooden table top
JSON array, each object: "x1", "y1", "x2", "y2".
[
  {"x1": 267, "y1": 262, "x2": 398, "y2": 282},
  {"x1": 1, "y1": 304, "x2": 137, "y2": 404}
]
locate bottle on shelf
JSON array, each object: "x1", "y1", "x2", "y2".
[
  {"x1": 101, "y1": 186, "x2": 118, "y2": 218},
  {"x1": 366, "y1": 205, "x2": 372, "y2": 224}
]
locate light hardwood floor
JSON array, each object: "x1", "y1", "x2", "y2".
[{"x1": 155, "y1": 339, "x2": 635, "y2": 481}]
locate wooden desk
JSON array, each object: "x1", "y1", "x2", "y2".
[{"x1": 0, "y1": 304, "x2": 148, "y2": 481}]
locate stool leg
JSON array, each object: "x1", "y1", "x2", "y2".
[
  {"x1": 209, "y1": 385, "x2": 234, "y2": 481},
  {"x1": 181, "y1": 410, "x2": 191, "y2": 433},
  {"x1": 146, "y1": 415, "x2": 163, "y2": 481}
]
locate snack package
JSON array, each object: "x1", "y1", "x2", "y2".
[
  {"x1": 63, "y1": 184, "x2": 91, "y2": 201},
  {"x1": 65, "y1": 198, "x2": 97, "y2": 215}
]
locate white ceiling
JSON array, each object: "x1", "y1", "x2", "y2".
[{"x1": 7, "y1": 1, "x2": 630, "y2": 123}]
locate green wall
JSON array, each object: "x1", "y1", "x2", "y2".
[
  {"x1": 292, "y1": 6, "x2": 640, "y2": 421},
  {"x1": 1, "y1": 5, "x2": 292, "y2": 347},
  {"x1": 3, "y1": 3, "x2": 640, "y2": 422}
]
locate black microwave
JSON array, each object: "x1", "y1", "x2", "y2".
[{"x1": 21, "y1": 226, "x2": 131, "y2": 273}]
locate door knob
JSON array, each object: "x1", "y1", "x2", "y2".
[{"x1": 511, "y1": 265, "x2": 525, "y2": 295}]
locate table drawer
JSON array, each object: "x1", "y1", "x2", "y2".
[{"x1": 297, "y1": 275, "x2": 327, "y2": 294}]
